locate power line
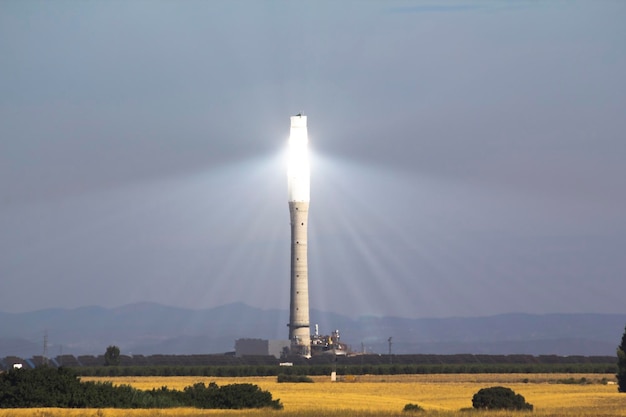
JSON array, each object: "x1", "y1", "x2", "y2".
[{"x1": 42, "y1": 330, "x2": 49, "y2": 365}]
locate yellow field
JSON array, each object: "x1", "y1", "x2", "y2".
[{"x1": 1, "y1": 374, "x2": 625, "y2": 417}]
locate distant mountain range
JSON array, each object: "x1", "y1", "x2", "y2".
[{"x1": 1, "y1": 303, "x2": 624, "y2": 358}]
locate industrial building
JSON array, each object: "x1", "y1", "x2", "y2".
[{"x1": 234, "y1": 338, "x2": 290, "y2": 359}]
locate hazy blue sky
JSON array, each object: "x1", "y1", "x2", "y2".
[{"x1": 1, "y1": 1, "x2": 625, "y2": 319}]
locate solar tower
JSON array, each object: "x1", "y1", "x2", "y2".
[{"x1": 286, "y1": 114, "x2": 311, "y2": 357}]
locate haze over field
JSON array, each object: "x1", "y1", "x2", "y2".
[
  {"x1": 1, "y1": 303, "x2": 624, "y2": 357},
  {"x1": 1, "y1": 1, "x2": 625, "y2": 325}
]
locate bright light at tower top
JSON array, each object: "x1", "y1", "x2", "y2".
[{"x1": 287, "y1": 114, "x2": 310, "y2": 203}]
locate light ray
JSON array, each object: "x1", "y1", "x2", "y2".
[{"x1": 307, "y1": 152, "x2": 524, "y2": 319}]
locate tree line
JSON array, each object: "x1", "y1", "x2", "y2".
[
  {"x1": 73, "y1": 362, "x2": 616, "y2": 377},
  {"x1": 2, "y1": 353, "x2": 616, "y2": 370}
]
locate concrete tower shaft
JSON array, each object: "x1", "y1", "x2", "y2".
[
  {"x1": 289, "y1": 201, "x2": 310, "y2": 356},
  {"x1": 287, "y1": 114, "x2": 311, "y2": 357}
]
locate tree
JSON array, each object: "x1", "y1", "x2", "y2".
[
  {"x1": 472, "y1": 386, "x2": 533, "y2": 411},
  {"x1": 104, "y1": 345, "x2": 121, "y2": 366},
  {"x1": 618, "y1": 324, "x2": 626, "y2": 393}
]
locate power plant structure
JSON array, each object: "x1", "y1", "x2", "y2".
[
  {"x1": 287, "y1": 114, "x2": 312, "y2": 357},
  {"x1": 235, "y1": 114, "x2": 348, "y2": 359}
]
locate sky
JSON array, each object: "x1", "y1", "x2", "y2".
[{"x1": 1, "y1": 1, "x2": 625, "y2": 319}]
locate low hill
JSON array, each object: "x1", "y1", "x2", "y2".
[{"x1": 0, "y1": 303, "x2": 623, "y2": 357}]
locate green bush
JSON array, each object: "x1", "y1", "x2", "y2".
[
  {"x1": 0, "y1": 367, "x2": 282, "y2": 409},
  {"x1": 277, "y1": 373, "x2": 313, "y2": 383},
  {"x1": 472, "y1": 386, "x2": 533, "y2": 411},
  {"x1": 182, "y1": 381, "x2": 282, "y2": 409},
  {"x1": 403, "y1": 403, "x2": 424, "y2": 412},
  {"x1": 556, "y1": 377, "x2": 590, "y2": 385}
]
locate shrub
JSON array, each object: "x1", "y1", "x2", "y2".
[
  {"x1": 184, "y1": 382, "x2": 282, "y2": 409},
  {"x1": 556, "y1": 377, "x2": 590, "y2": 385},
  {"x1": 277, "y1": 374, "x2": 313, "y2": 383},
  {"x1": 472, "y1": 386, "x2": 533, "y2": 411},
  {"x1": 0, "y1": 367, "x2": 282, "y2": 409},
  {"x1": 403, "y1": 403, "x2": 424, "y2": 412}
]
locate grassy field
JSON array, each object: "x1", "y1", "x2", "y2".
[{"x1": 1, "y1": 373, "x2": 624, "y2": 417}]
